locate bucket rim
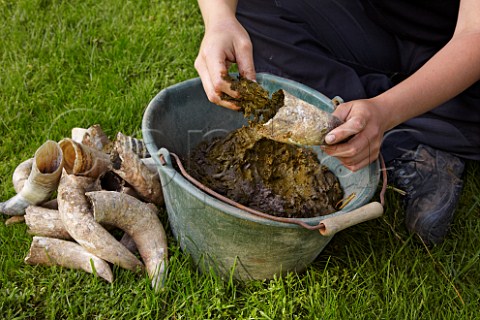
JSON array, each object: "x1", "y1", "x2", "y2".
[{"x1": 142, "y1": 74, "x2": 380, "y2": 229}]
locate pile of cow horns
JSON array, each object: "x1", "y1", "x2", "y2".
[{"x1": 0, "y1": 125, "x2": 167, "y2": 291}]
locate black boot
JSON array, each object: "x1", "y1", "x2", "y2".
[{"x1": 386, "y1": 144, "x2": 465, "y2": 245}]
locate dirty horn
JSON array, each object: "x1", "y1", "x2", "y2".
[
  {"x1": 87, "y1": 190, "x2": 168, "y2": 291},
  {"x1": 59, "y1": 138, "x2": 111, "y2": 178},
  {"x1": 57, "y1": 172, "x2": 144, "y2": 272}
]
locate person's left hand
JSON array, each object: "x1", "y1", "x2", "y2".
[{"x1": 322, "y1": 99, "x2": 389, "y2": 171}]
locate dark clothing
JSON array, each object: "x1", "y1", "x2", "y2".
[
  {"x1": 236, "y1": 0, "x2": 480, "y2": 162},
  {"x1": 363, "y1": 0, "x2": 459, "y2": 46}
]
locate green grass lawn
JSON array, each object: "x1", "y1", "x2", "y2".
[{"x1": 1, "y1": 0, "x2": 479, "y2": 319}]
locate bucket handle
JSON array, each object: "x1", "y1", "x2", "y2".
[
  {"x1": 157, "y1": 148, "x2": 173, "y2": 167},
  {"x1": 163, "y1": 151, "x2": 384, "y2": 235},
  {"x1": 317, "y1": 202, "x2": 383, "y2": 236}
]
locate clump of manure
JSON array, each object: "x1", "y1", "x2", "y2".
[{"x1": 185, "y1": 75, "x2": 344, "y2": 218}]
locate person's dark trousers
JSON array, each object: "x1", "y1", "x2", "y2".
[
  {"x1": 236, "y1": 0, "x2": 479, "y2": 244},
  {"x1": 236, "y1": 0, "x2": 480, "y2": 162}
]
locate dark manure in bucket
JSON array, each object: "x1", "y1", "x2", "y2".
[{"x1": 185, "y1": 76, "x2": 344, "y2": 218}]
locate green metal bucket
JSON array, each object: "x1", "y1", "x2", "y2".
[{"x1": 142, "y1": 73, "x2": 381, "y2": 280}]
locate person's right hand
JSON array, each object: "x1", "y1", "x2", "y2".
[{"x1": 194, "y1": 18, "x2": 256, "y2": 110}]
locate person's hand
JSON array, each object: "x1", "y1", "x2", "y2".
[
  {"x1": 194, "y1": 18, "x2": 256, "y2": 110},
  {"x1": 322, "y1": 99, "x2": 389, "y2": 171}
]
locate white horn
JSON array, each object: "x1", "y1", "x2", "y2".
[
  {"x1": 25, "y1": 236, "x2": 113, "y2": 283},
  {"x1": 72, "y1": 124, "x2": 111, "y2": 152},
  {"x1": 1, "y1": 140, "x2": 63, "y2": 215},
  {"x1": 12, "y1": 158, "x2": 34, "y2": 193}
]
